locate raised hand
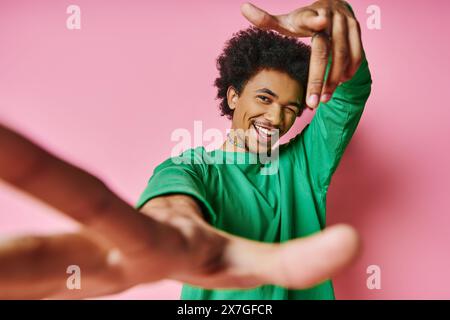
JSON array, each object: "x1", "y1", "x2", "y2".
[{"x1": 240, "y1": 0, "x2": 363, "y2": 108}]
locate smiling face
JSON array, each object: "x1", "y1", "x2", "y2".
[{"x1": 225, "y1": 68, "x2": 305, "y2": 154}]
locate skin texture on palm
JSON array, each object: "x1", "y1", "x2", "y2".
[{"x1": 0, "y1": 0, "x2": 363, "y2": 299}]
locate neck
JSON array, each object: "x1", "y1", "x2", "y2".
[{"x1": 220, "y1": 130, "x2": 247, "y2": 153}]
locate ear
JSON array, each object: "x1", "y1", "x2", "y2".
[{"x1": 226, "y1": 86, "x2": 239, "y2": 110}]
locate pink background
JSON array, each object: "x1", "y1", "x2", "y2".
[{"x1": 1, "y1": 0, "x2": 449, "y2": 299}]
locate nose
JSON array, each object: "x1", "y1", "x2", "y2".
[{"x1": 264, "y1": 104, "x2": 283, "y2": 128}]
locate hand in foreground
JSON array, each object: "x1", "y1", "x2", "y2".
[{"x1": 0, "y1": 122, "x2": 360, "y2": 299}]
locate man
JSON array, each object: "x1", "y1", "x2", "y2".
[
  {"x1": 0, "y1": 0, "x2": 369, "y2": 299},
  {"x1": 136, "y1": 0, "x2": 371, "y2": 299}
]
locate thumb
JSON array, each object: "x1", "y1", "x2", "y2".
[
  {"x1": 240, "y1": 2, "x2": 279, "y2": 30},
  {"x1": 241, "y1": 3, "x2": 329, "y2": 37}
]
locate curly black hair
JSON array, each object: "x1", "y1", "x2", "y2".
[{"x1": 214, "y1": 26, "x2": 311, "y2": 120}]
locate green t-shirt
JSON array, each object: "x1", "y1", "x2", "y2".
[{"x1": 136, "y1": 53, "x2": 372, "y2": 300}]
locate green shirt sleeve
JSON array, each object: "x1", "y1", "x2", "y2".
[
  {"x1": 288, "y1": 49, "x2": 372, "y2": 195},
  {"x1": 135, "y1": 150, "x2": 217, "y2": 225}
]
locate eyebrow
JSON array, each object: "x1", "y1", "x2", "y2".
[{"x1": 255, "y1": 88, "x2": 301, "y2": 109}]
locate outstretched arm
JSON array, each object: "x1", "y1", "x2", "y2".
[{"x1": 0, "y1": 123, "x2": 360, "y2": 299}]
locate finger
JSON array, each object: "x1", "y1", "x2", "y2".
[
  {"x1": 240, "y1": 3, "x2": 281, "y2": 31},
  {"x1": 286, "y1": 8, "x2": 329, "y2": 35},
  {"x1": 241, "y1": 3, "x2": 328, "y2": 37},
  {"x1": 306, "y1": 32, "x2": 331, "y2": 109},
  {"x1": 321, "y1": 13, "x2": 350, "y2": 103},
  {"x1": 344, "y1": 16, "x2": 363, "y2": 81},
  {"x1": 0, "y1": 123, "x2": 181, "y2": 256},
  {"x1": 0, "y1": 232, "x2": 126, "y2": 299}
]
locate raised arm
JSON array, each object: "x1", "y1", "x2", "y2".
[{"x1": 241, "y1": 0, "x2": 372, "y2": 192}]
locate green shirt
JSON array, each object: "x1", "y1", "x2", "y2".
[{"x1": 136, "y1": 52, "x2": 372, "y2": 300}]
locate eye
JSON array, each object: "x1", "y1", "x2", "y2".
[
  {"x1": 285, "y1": 106, "x2": 298, "y2": 115},
  {"x1": 256, "y1": 95, "x2": 271, "y2": 104}
]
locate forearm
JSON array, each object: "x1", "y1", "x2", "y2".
[
  {"x1": 333, "y1": 51, "x2": 372, "y2": 100},
  {"x1": 297, "y1": 53, "x2": 372, "y2": 194},
  {"x1": 0, "y1": 195, "x2": 222, "y2": 300},
  {"x1": 0, "y1": 123, "x2": 193, "y2": 271}
]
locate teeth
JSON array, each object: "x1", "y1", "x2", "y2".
[{"x1": 254, "y1": 124, "x2": 276, "y2": 136}]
